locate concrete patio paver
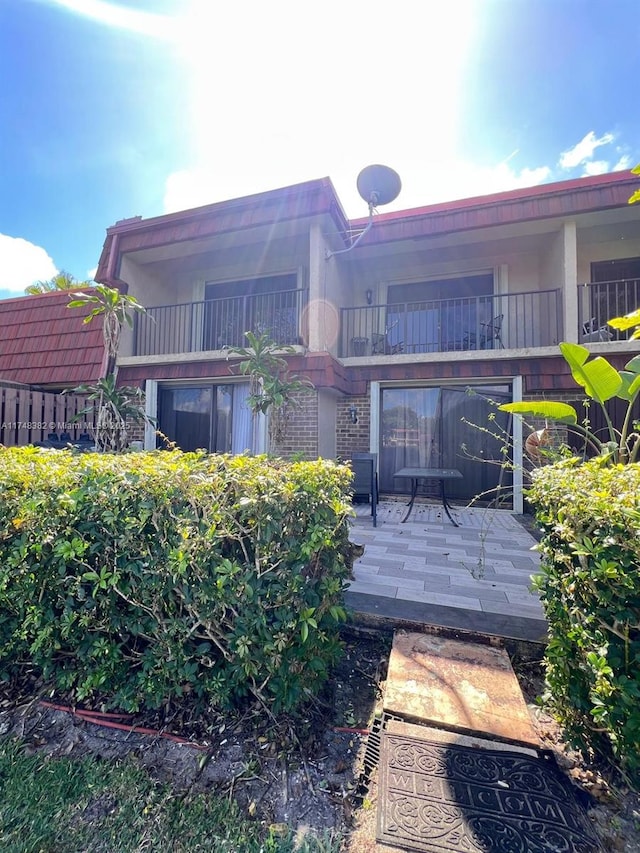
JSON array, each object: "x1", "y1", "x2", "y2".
[{"x1": 346, "y1": 502, "x2": 546, "y2": 643}]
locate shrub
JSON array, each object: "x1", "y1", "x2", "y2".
[
  {"x1": 0, "y1": 448, "x2": 353, "y2": 714},
  {"x1": 528, "y1": 458, "x2": 640, "y2": 780}
]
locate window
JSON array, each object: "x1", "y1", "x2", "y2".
[
  {"x1": 386, "y1": 273, "x2": 494, "y2": 353},
  {"x1": 379, "y1": 383, "x2": 512, "y2": 504},
  {"x1": 157, "y1": 383, "x2": 253, "y2": 453},
  {"x1": 203, "y1": 273, "x2": 299, "y2": 349}
]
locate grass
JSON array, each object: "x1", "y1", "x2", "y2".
[{"x1": 0, "y1": 738, "x2": 342, "y2": 853}]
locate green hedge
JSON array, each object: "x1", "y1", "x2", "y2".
[
  {"x1": 528, "y1": 458, "x2": 640, "y2": 779},
  {"x1": 0, "y1": 448, "x2": 354, "y2": 714}
]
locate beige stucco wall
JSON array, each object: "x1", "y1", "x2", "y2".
[
  {"x1": 116, "y1": 206, "x2": 640, "y2": 362},
  {"x1": 309, "y1": 222, "x2": 348, "y2": 355},
  {"x1": 576, "y1": 235, "x2": 640, "y2": 282},
  {"x1": 317, "y1": 388, "x2": 338, "y2": 459},
  {"x1": 120, "y1": 256, "x2": 176, "y2": 307},
  {"x1": 118, "y1": 257, "x2": 177, "y2": 358},
  {"x1": 170, "y1": 235, "x2": 310, "y2": 299}
]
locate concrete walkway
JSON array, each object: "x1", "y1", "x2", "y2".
[{"x1": 346, "y1": 500, "x2": 546, "y2": 644}]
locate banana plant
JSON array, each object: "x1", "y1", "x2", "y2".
[{"x1": 500, "y1": 342, "x2": 640, "y2": 464}]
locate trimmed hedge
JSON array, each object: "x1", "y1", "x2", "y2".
[
  {"x1": 0, "y1": 448, "x2": 354, "y2": 714},
  {"x1": 528, "y1": 458, "x2": 640, "y2": 780}
]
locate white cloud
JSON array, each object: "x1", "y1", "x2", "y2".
[
  {"x1": 87, "y1": 266, "x2": 98, "y2": 281},
  {"x1": 164, "y1": 169, "x2": 222, "y2": 215},
  {"x1": 163, "y1": 0, "x2": 479, "y2": 216},
  {"x1": 164, "y1": 157, "x2": 554, "y2": 219},
  {"x1": 559, "y1": 131, "x2": 615, "y2": 170},
  {"x1": 380, "y1": 161, "x2": 552, "y2": 213},
  {"x1": 582, "y1": 160, "x2": 610, "y2": 177},
  {"x1": 613, "y1": 155, "x2": 633, "y2": 171},
  {"x1": 0, "y1": 234, "x2": 57, "y2": 293}
]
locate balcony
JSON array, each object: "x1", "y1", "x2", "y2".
[
  {"x1": 578, "y1": 279, "x2": 640, "y2": 343},
  {"x1": 134, "y1": 289, "x2": 305, "y2": 357},
  {"x1": 339, "y1": 289, "x2": 563, "y2": 357}
]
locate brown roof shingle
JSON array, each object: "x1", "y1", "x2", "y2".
[{"x1": 0, "y1": 290, "x2": 105, "y2": 387}]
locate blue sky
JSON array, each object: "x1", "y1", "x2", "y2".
[{"x1": 1, "y1": 0, "x2": 638, "y2": 300}]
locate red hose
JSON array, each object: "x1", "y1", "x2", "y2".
[
  {"x1": 39, "y1": 700, "x2": 209, "y2": 750},
  {"x1": 332, "y1": 726, "x2": 370, "y2": 736},
  {"x1": 40, "y1": 701, "x2": 133, "y2": 720}
]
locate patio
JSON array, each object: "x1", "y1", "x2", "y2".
[{"x1": 346, "y1": 500, "x2": 546, "y2": 645}]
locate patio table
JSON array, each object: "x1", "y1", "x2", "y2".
[{"x1": 393, "y1": 467, "x2": 463, "y2": 526}]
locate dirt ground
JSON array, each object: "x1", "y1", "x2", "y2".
[
  {"x1": 1, "y1": 631, "x2": 639, "y2": 852},
  {"x1": 0, "y1": 629, "x2": 389, "y2": 846}
]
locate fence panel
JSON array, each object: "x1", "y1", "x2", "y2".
[{"x1": 0, "y1": 386, "x2": 95, "y2": 447}]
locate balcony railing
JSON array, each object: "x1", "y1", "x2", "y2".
[
  {"x1": 578, "y1": 279, "x2": 640, "y2": 343},
  {"x1": 134, "y1": 289, "x2": 305, "y2": 357},
  {"x1": 339, "y1": 289, "x2": 563, "y2": 357}
]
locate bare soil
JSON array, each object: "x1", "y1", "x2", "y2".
[
  {"x1": 0, "y1": 629, "x2": 390, "y2": 847},
  {"x1": 1, "y1": 632, "x2": 639, "y2": 851}
]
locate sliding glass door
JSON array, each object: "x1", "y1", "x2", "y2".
[
  {"x1": 386, "y1": 273, "x2": 494, "y2": 353},
  {"x1": 379, "y1": 384, "x2": 512, "y2": 504},
  {"x1": 158, "y1": 383, "x2": 253, "y2": 453}
]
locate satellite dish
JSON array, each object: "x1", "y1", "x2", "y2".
[
  {"x1": 357, "y1": 164, "x2": 402, "y2": 207},
  {"x1": 325, "y1": 164, "x2": 402, "y2": 259}
]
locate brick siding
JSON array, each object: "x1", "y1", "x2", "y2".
[
  {"x1": 271, "y1": 389, "x2": 319, "y2": 460},
  {"x1": 336, "y1": 394, "x2": 370, "y2": 460}
]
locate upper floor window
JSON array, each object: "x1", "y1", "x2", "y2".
[
  {"x1": 588, "y1": 258, "x2": 640, "y2": 338},
  {"x1": 386, "y1": 272, "x2": 494, "y2": 353},
  {"x1": 204, "y1": 273, "x2": 299, "y2": 349}
]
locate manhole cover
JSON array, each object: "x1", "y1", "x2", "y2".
[{"x1": 377, "y1": 731, "x2": 602, "y2": 852}]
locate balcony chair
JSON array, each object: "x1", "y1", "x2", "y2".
[
  {"x1": 581, "y1": 317, "x2": 613, "y2": 342},
  {"x1": 371, "y1": 332, "x2": 404, "y2": 355},
  {"x1": 350, "y1": 452, "x2": 379, "y2": 527},
  {"x1": 464, "y1": 314, "x2": 504, "y2": 350}
]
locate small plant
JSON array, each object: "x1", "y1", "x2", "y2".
[
  {"x1": 495, "y1": 317, "x2": 640, "y2": 782},
  {"x1": 67, "y1": 375, "x2": 151, "y2": 452},
  {"x1": 68, "y1": 285, "x2": 147, "y2": 376},
  {"x1": 228, "y1": 331, "x2": 312, "y2": 447},
  {"x1": 528, "y1": 460, "x2": 640, "y2": 782}
]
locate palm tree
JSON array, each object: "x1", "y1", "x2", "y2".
[
  {"x1": 67, "y1": 285, "x2": 150, "y2": 451},
  {"x1": 25, "y1": 271, "x2": 93, "y2": 295}
]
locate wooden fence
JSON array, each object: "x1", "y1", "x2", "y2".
[{"x1": 0, "y1": 385, "x2": 96, "y2": 447}]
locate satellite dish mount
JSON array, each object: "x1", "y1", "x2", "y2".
[{"x1": 326, "y1": 164, "x2": 401, "y2": 259}]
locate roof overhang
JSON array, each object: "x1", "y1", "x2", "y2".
[
  {"x1": 348, "y1": 170, "x2": 639, "y2": 247},
  {"x1": 96, "y1": 177, "x2": 349, "y2": 283}
]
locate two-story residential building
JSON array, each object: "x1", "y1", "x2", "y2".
[{"x1": 95, "y1": 170, "x2": 640, "y2": 513}]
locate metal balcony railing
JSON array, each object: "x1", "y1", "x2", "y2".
[
  {"x1": 577, "y1": 279, "x2": 640, "y2": 343},
  {"x1": 339, "y1": 289, "x2": 563, "y2": 357},
  {"x1": 134, "y1": 289, "x2": 305, "y2": 357}
]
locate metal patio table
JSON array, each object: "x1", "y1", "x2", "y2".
[{"x1": 393, "y1": 467, "x2": 463, "y2": 526}]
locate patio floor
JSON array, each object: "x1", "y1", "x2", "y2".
[{"x1": 346, "y1": 499, "x2": 547, "y2": 644}]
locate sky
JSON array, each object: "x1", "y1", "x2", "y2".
[{"x1": 0, "y1": 0, "x2": 639, "y2": 300}]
